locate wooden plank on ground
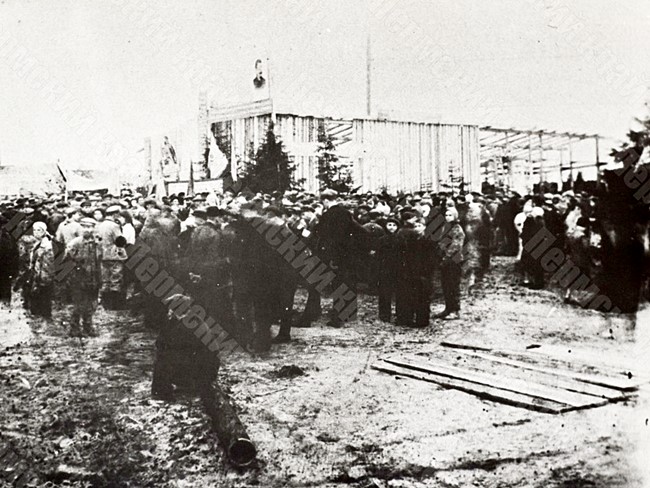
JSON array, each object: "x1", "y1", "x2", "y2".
[
  {"x1": 383, "y1": 356, "x2": 609, "y2": 409},
  {"x1": 529, "y1": 344, "x2": 650, "y2": 380},
  {"x1": 440, "y1": 342, "x2": 645, "y2": 391},
  {"x1": 372, "y1": 362, "x2": 572, "y2": 414},
  {"x1": 453, "y1": 350, "x2": 631, "y2": 400},
  {"x1": 440, "y1": 341, "x2": 640, "y2": 377}
]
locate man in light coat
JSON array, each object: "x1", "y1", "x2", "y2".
[{"x1": 95, "y1": 205, "x2": 128, "y2": 309}]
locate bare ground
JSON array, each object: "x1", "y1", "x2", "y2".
[{"x1": 1, "y1": 257, "x2": 649, "y2": 488}]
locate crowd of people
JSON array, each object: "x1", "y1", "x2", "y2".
[{"x1": 0, "y1": 183, "x2": 647, "y2": 357}]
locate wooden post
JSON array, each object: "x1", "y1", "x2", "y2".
[
  {"x1": 538, "y1": 132, "x2": 544, "y2": 188},
  {"x1": 559, "y1": 147, "x2": 564, "y2": 188},
  {"x1": 145, "y1": 137, "x2": 152, "y2": 191},
  {"x1": 595, "y1": 136, "x2": 601, "y2": 184},
  {"x1": 230, "y1": 122, "x2": 237, "y2": 182},
  {"x1": 528, "y1": 133, "x2": 533, "y2": 193},
  {"x1": 366, "y1": 30, "x2": 372, "y2": 117},
  {"x1": 267, "y1": 57, "x2": 276, "y2": 125},
  {"x1": 502, "y1": 131, "x2": 509, "y2": 188},
  {"x1": 568, "y1": 137, "x2": 573, "y2": 189}
]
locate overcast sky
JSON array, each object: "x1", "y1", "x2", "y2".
[{"x1": 0, "y1": 0, "x2": 649, "y2": 169}]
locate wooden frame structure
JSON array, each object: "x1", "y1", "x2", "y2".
[{"x1": 479, "y1": 126, "x2": 603, "y2": 192}]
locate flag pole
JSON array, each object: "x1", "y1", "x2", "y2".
[
  {"x1": 57, "y1": 159, "x2": 68, "y2": 202},
  {"x1": 187, "y1": 159, "x2": 195, "y2": 197},
  {"x1": 366, "y1": 27, "x2": 372, "y2": 117},
  {"x1": 366, "y1": 1, "x2": 372, "y2": 117},
  {"x1": 267, "y1": 56, "x2": 275, "y2": 125}
]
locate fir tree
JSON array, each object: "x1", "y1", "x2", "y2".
[
  {"x1": 239, "y1": 123, "x2": 297, "y2": 194},
  {"x1": 610, "y1": 115, "x2": 650, "y2": 168},
  {"x1": 316, "y1": 124, "x2": 353, "y2": 193}
]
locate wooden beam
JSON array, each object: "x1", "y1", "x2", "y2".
[
  {"x1": 480, "y1": 126, "x2": 599, "y2": 140},
  {"x1": 539, "y1": 132, "x2": 544, "y2": 185},
  {"x1": 383, "y1": 356, "x2": 609, "y2": 409},
  {"x1": 529, "y1": 344, "x2": 650, "y2": 380},
  {"x1": 595, "y1": 136, "x2": 601, "y2": 184},
  {"x1": 440, "y1": 342, "x2": 646, "y2": 391},
  {"x1": 453, "y1": 350, "x2": 631, "y2": 400},
  {"x1": 528, "y1": 133, "x2": 533, "y2": 192},
  {"x1": 568, "y1": 137, "x2": 574, "y2": 188},
  {"x1": 504, "y1": 131, "x2": 509, "y2": 187},
  {"x1": 208, "y1": 99, "x2": 273, "y2": 123},
  {"x1": 372, "y1": 362, "x2": 571, "y2": 414}
]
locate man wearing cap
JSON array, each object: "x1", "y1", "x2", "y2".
[
  {"x1": 542, "y1": 194, "x2": 565, "y2": 251},
  {"x1": 96, "y1": 205, "x2": 128, "y2": 309},
  {"x1": 65, "y1": 217, "x2": 103, "y2": 336},
  {"x1": 178, "y1": 206, "x2": 206, "y2": 256},
  {"x1": 55, "y1": 207, "x2": 82, "y2": 250},
  {"x1": 51, "y1": 206, "x2": 83, "y2": 302}
]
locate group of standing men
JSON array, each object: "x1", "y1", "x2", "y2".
[
  {"x1": 1, "y1": 187, "x2": 492, "y2": 351},
  {"x1": 0, "y1": 201, "x2": 132, "y2": 336}
]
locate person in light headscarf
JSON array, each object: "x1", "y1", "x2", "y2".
[{"x1": 27, "y1": 221, "x2": 55, "y2": 320}]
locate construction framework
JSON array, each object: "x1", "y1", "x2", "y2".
[{"x1": 479, "y1": 126, "x2": 604, "y2": 192}]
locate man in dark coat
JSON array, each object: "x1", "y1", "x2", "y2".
[
  {"x1": 361, "y1": 211, "x2": 385, "y2": 293},
  {"x1": 251, "y1": 206, "x2": 299, "y2": 349},
  {"x1": 294, "y1": 205, "x2": 322, "y2": 327},
  {"x1": 395, "y1": 218, "x2": 436, "y2": 327},
  {"x1": 377, "y1": 218, "x2": 400, "y2": 322},
  {"x1": 521, "y1": 206, "x2": 546, "y2": 290},
  {"x1": 224, "y1": 205, "x2": 258, "y2": 349},
  {"x1": 314, "y1": 190, "x2": 368, "y2": 328},
  {"x1": 186, "y1": 206, "x2": 234, "y2": 338},
  {"x1": 0, "y1": 213, "x2": 20, "y2": 306},
  {"x1": 543, "y1": 197, "x2": 565, "y2": 252},
  {"x1": 178, "y1": 207, "x2": 206, "y2": 257},
  {"x1": 136, "y1": 207, "x2": 180, "y2": 329},
  {"x1": 152, "y1": 294, "x2": 220, "y2": 400},
  {"x1": 496, "y1": 195, "x2": 520, "y2": 256},
  {"x1": 48, "y1": 202, "x2": 68, "y2": 236}
]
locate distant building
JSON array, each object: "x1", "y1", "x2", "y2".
[
  {"x1": 0, "y1": 164, "x2": 62, "y2": 196},
  {"x1": 199, "y1": 98, "x2": 481, "y2": 193},
  {"x1": 0, "y1": 164, "x2": 112, "y2": 196}
]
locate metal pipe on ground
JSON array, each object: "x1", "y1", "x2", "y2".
[{"x1": 201, "y1": 384, "x2": 257, "y2": 467}]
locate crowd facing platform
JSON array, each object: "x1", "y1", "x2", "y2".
[{"x1": 0, "y1": 180, "x2": 648, "y2": 357}]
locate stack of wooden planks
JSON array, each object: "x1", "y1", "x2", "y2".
[{"x1": 372, "y1": 342, "x2": 648, "y2": 414}]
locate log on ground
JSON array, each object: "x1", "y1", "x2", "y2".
[{"x1": 201, "y1": 384, "x2": 257, "y2": 468}]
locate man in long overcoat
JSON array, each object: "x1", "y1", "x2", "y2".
[{"x1": 65, "y1": 217, "x2": 103, "y2": 336}]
